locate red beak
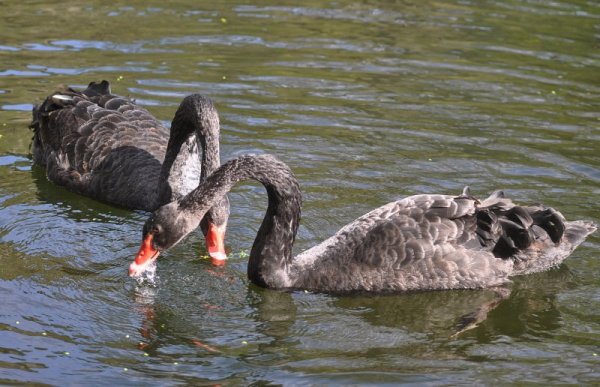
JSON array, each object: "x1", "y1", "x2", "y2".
[
  {"x1": 206, "y1": 222, "x2": 227, "y2": 266},
  {"x1": 129, "y1": 233, "x2": 160, "y2": 277}
]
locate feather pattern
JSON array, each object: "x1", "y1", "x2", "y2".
[
  {"x1": 138, "y1": 154, "x2": 596, "y2": 294},
  {"x1": 30, "y1": 81, "x2": 222, "y2": 212}
]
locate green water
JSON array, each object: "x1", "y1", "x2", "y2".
[{"x1": 1, "y1": 1, "x2": 599, "y2": 384}]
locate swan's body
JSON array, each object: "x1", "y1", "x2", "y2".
[
  {"x1": 131, "y1": 155, "x2": 596, "y2": 294},
  {"x1": 31, "y1": 81, "x2": 229, "y2": 259}
]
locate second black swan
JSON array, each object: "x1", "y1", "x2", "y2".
[
  {"x1": 129, "y1": 154, "x2": 596, "y2": 293},
  {"x1": 31, "y1": 81, "x2": 229, "y2": 261}
]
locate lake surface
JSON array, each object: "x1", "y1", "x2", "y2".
[{"x1": 1, "y1": 0, "x2": 599, "y2": 385}]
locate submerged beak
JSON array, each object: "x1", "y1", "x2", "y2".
[
  {"x1": 206, "y1": 222, "x2": 227, "y2": 265},
  {"x1": 129, "y1": 233, "x2": 160, "y2": 277}
]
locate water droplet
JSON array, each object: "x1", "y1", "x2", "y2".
[{"x1": 134, "y1": 261, "x2": 158, "y2": 286}]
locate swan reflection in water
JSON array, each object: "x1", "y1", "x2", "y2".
[{"x1": 128, "y1": 263, "x2": 573, "y2": 364}]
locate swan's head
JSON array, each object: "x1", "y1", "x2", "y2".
[
  {"x1": 129, "y1": 202, "x2": 200, "y2": 277},
  {"x1": 128, "y1": 196, "x2": 230, "y2": 277}
]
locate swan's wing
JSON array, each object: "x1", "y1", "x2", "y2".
[
  {"x1": 295, "y1": 189, "x2": 595, "y2": 293},
  {"x1": 294, "y1": 192, "x2": 508, "y2": 292},
  {"x1": 32, "y1": 80, "x2": 166, "y2": 167},
  {"x1": 345, "y1": 193, "x2": 513, "y2": 291},
  {"x1": 31, "y1": 81, "x2": 169, "y2": 209}
]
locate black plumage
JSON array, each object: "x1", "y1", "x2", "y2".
[{"x1": 31, "y1": 80, "x2": 224, "y2": 214}]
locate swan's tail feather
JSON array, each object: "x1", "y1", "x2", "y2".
[
  {"x1": 563, "y1": 220, "x2": 597, "y2": 246},
  {"x1": 479, "y1": 189, "x2": 511, "y2": 209},
  {"x1": 510, "y1": 218, "x2": 596, "y2": 276}
]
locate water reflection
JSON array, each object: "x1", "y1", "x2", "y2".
[
  {"x1": 247, "y1": 287, "x2": 297, "y2": 343},
  {"x1": 474, "y1": 267, "x2": 576, "y2": 341},
  {"x1": 131, "y1": 285, "x2": 165, "y2": 353},
  {"x1": 30, "y1": 165, "x2": 135, "y2": 223},
  {"x1": 335, "y1": 289, "x2": 503, "y2": 336},
  {"x1": 331, "y1": 266, "x2": 575, "y2": 342}
]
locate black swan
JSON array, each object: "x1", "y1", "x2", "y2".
[
  {"x1": 129, "y1": 154, "x2": 596, "y2": 293},
  {"x1": 31, "y1": 80, "x2": 229, "y2": 261}
]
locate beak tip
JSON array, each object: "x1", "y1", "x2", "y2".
[
  {"x1": 130, "y1": 233, "x2": 159, "y2": 277},
  {"x1": 129, "y1": 256, "x2": 157, "y2": 277},
  {"x1": 128, "y1": 263, "x2": 140, "y2": 277},
  {"x1": 206, "y1": 222, "x2": 227, "y2": 266},
  {"x1": 209, "y1": 251, "x2": 228, "y2": 266}
]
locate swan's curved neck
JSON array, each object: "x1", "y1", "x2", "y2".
[
  {"x1": 180, "y1": 155, "x2": 302, "y2": 288},
  {"x1": 158, "y1": 96, "x2": 221, "y2": 206}
]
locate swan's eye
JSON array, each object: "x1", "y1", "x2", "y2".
[{"x1": 151, "y1": 226, "x2": 160, "y2": 234}]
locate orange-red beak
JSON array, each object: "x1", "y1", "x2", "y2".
[
  {"x1": 206, "y1": 222, "x2": 227, "y2": 266},
  {"x1": 129, "y1": 233, "x2": 160, "y2": 277}
]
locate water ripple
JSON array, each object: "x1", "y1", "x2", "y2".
[{"x1": 0, "y1": 0, "x2": 599, "y2": 384}]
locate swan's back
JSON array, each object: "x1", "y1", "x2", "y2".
[
  {"x1": 31, "y1": 81, "x2": 185, "y2": 210},
  {"x1": 293, "y1": 188, "x2": 596, "y2": 293}
]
